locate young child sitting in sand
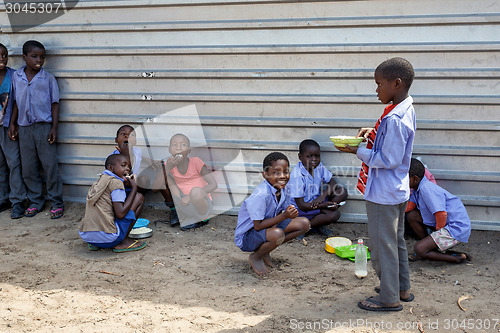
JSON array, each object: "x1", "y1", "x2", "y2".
[
  {"x1": 112, "y1": 124, "x2": 178, "y2": 224},
  {"x1": 154, "y1": 133, "x2": 217, "y2": 230},
  {"x1": 288, "y1": 139, "x2": 348, "y2": 236},
  {"x1": 234, "y1": 152, "x2": 310, "y2": 276},
  {"x1": 78, "y1": 154, "x2": 146, "y2": 252},
  {"x1": 409, "y1": 158, "x2": 471, "y2": 263}
]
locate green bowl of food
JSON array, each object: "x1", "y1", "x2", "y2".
[{"x1": 330, "y1": 136, "x2": 364, "y2": 148}]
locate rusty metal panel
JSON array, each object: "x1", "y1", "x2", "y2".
[{"x1": 0, "y1": 0, "x2": 498, "y2": 230}]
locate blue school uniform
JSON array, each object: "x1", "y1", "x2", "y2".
[
  {"x1": 287, "y1": 161, "x2": 332, "y2": 208},
  {"x1": 11, "y1": 66, "x2": 59, "y2": 126},
  {"x1": 235, "y1": 180, "x2": 290, "y2": 250},
  {"x1": 356, "y1": 96, "x2": 416, "y2": 205},
  {"x1": 410, "y1": 176, "x2": 471, "y2": 243}
]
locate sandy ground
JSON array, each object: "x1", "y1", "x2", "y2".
[{"x1": 0, "y1": 201, "x2": 499, "y2": 333}]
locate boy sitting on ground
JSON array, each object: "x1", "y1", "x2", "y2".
[
  {"x1": 234, "y1": 152, "x2": 310, "y2": 276},
  {"x1": 409, "y1": 158, "x2": 471, "y2": 263},
  {"x1": 78, "y1": 154, "x2": 146, "y2": 252},
  {"x1": 288, "y1": 139, "x2": 348, "y2": 236}
]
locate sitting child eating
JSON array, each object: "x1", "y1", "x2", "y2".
[
  {"x1": 288, "y1": 139, "x2": 348, "y2": 236},
  {"x1": 78, "y1": 154, "x2": 146, "y2": 252}
]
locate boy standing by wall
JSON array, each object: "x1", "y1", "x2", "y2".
[
  {"x1": 8, "y1": 40, "x2": 64, "y2": 219},
  {"x1": 337, "y1": 57, "x2": 416, "y2": 311}
]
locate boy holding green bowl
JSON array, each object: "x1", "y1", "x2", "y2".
[{"x1": 336, "y1": 57, "x2": 416, "y2": 312}]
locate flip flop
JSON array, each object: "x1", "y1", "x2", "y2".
[
  {"x1": 88, "y1": 244, "x2": 100, "y2": 251},
  {"x1": 50, "y1": 207, "x2": 64, "y2": 219},
  {"x1": 112, "y1": 240, "x2": 146, "y2": 253},
  {"x1": 24, "y1": 207, "x2": 39, "y2": 217},
  {"x1": 408, "y1": 253, "x2": 418, "y2": 262},
  {"x1": 374, "y1": 286, "x2": 414, "y2": 302},
  {"x1": 358, "y1": 297, "x2": 403, "y2": 312}
]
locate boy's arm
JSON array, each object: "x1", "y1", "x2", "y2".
[
  {"x1": 253, "y1": 205, "x2": 298, "y2": 231},
  {"x1": 8, "y1": 101, "x2": 18, "y2": 140},
  {"x1": 48, "y1": 102, "x2": 59, "y2": 144},
  {"x1": 113, "y1": 176, "x2": 138, "y2": 219},
  {"x1": 434, "y1": 211, "x2": 447, "y2": 230},
  {"x1": 200, "y1": 164, "x2": 218, "y2": 194}
]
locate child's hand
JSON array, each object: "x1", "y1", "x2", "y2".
[
  {"x1": 48, "y1": 127, "x2": 57, "y2": 144},
  {"x1": 8, "y1": 124, "x2": 18, "y2": 141},
  {"x1": 124, "y1": 174, "x2": 137, "y2": 188},
  {"x1": 284, "y1": 205, "x2": 299, "y2": 219},
  {"x1": 116, "y1": 142, "x2": 130, "y2": 157},
  {"x1": 335, "y1": 144, "x2": 357, "y2": 154},
  {"x1": 163, "y1": 154, "x2": 182, "y2": 170},
  {"x1": 310, "y1": 196, "x2": 325, "y2": 209},
  {"x1": 356, "y1": 127, "x2": 374, "y2": 141}
]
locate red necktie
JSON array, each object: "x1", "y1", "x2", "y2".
[{"x1": 356, "y1": 104, "x2": 396, "y2": 194}]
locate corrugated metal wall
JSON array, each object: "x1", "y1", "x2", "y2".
[{"x1": 1, "y1": 0, "x2": 499, "y2": 230}]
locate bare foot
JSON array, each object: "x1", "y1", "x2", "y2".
[
  {"x1": 113, "y1": 238, "x2": 143, "y2": 250},
  {"x1": 263, "y1": 254, "x2": 276, "y2": 268},
  {"x1": 249, "y1": 253, "x2": 270, "y2": 277}
]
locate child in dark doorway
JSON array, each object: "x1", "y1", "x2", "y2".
[
  {"x1": 235, "y1": 152, "x2": 310, "y2": 276},
  {"x1": 409, "y1": 158, "x2": 471, "y2": 263},
  {"x1": 288, "y1": 139, "x2": 348, "y2": 236},
  {"x1": 78, "y1": 154, "x2": 146, "y2": 252}
]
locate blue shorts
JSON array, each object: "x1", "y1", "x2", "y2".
[
  {"x1": 89, "y1": 210, "x2": 136, "y2": 248},
  {"x1": 239, "y1": 219, "x2": 291, "y2": 252}
]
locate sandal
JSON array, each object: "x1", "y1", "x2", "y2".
[
  {"x1": 50, "y1": 208, "x2": 64, "y2": 219},
  {"x1": 408, "y1": 253, "x2": 418, "y2": 262},
  {"x1": 25, "y1": 207, "x2": 39, "y2": 217},
  {"x1": 88, "y1": 244, "x2": 100, "y2": 251}
]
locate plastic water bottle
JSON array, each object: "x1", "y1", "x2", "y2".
[{"x1": 355, "y1": 239, "x2": 368, "y2": 279}]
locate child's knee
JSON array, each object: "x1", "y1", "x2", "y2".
[
  {"x1": 414, "y1": 241, "x2": 427, "y2": 257},
  {"x1": 190, "y1": 187, "x2": 205, "y2": 200},
  {"x1": 135, "y1": 192, "x2": 145, "y2": 204},
  {"x1": 267, "y1": 228, "x2": 285, "y2": 245},
  {"x1": 295, "y1": 217, "x2": 311, "y2": 232}
]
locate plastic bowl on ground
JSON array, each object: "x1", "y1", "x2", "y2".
[
  {"x1": 335, "y1": 244, "x2": 371, "y2": 260},
  {"x1": 133, "y1": 218, "x2": 150, "y2": 229},
  {"x1": 329, "y1": 136, "x2": 364, "y2": 148},
  {"x1": 129, "y1": 227, "x2": 153, "y2": 239},
  {"x1": 325, "y1": 237, "x2": 352, "y2": 254}
]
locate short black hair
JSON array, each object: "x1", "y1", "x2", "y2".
[
  {"x1": 376, "y1": 57, "x2": 415, "y2": 89},
  {"x1": 0, "y1": 43, "x2": 7, "y2": 52},
  {"x1": 116, "y1": 124, "x2": 135, "y2": 137},
  {"x1": 170, "y1": 133, "x2": 190, "y2": 146},
  {"x1": 22, "y1": 40, "x2": 45, "y2": 55},
  {"x1": 0, "y1": 92, "x2": 8, "y2": 105},
  {"x1": 299, "y1": 139, "x2": 320, "y2": 154},
  {"x1": 409, "y1": 158, "x2": 425, "y2": 179},
  {"x1": 105, "y1": 153, "x2": 124, "y2": 169},
  {"x1": 263, "y1": 152, "x2": 289, "y2": 171}
]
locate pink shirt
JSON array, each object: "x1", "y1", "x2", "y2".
[{"x1": 170, "y1": 157, "x2": 211, "y2": 198}]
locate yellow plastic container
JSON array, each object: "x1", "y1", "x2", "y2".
[{"x1": 325, "y1": 237, "x2": 352, "y2": 253}]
